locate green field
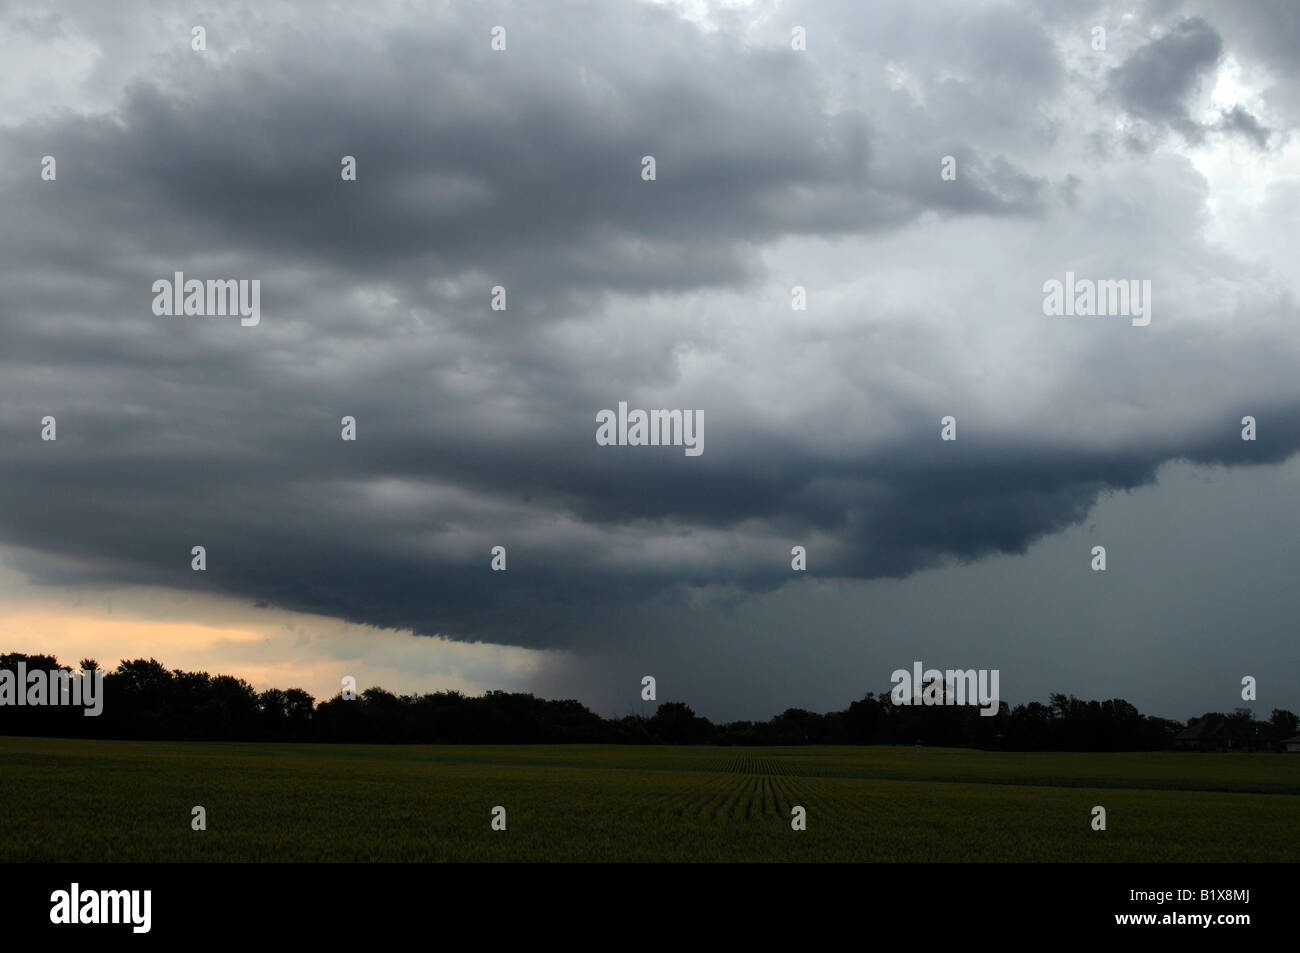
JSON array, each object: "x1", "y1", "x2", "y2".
[{"x1": 3, "y1": 736, "x2": 1297, "y2": 861}]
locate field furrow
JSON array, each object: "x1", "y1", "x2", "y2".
[{"x1": 2, "y1": 738, "x2": 1297, "y2": 861}]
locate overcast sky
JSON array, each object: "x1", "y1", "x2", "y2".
[{"x1": 1, "y1": 0, "x2": 1297, "y2": 722}]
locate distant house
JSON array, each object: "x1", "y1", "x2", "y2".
[
  {"x1": 1283, "y1": 735, "x2": 1300, "y2": 754},
  {"x1": 1175, "y1": 718, "x2": 1231, "y2": 752}
]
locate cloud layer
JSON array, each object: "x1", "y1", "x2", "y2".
[{"x1": 1, "y1": 0, "x2": 1297, "y2": 697}]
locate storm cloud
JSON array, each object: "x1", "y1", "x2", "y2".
[{"x1": 1, "y1": 0, "x2": 1297, "y2": 718}]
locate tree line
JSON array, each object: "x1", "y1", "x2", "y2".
[{"x1": 3, "y1": 651, "x2": 1297, "y2": 751}]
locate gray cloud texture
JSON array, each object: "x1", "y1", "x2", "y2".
[
  {"x1": 1108, "y1": 15, "x2": 1273, "y2": 147},
  {"x1": 1, "y1": 0, "x2": 1297, "y2": 716}
]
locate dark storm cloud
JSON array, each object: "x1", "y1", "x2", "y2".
[
  {"x1": 1108, "y1": 16, "x2": 1221, "y2": 144},
  {"x1": 0, "y1": 0, "x2": 1297, "y2": 653},
  {"x1": 1110, "y1": 17, "x2": 1222, "y2": 126},
  {"x1": 1107, "y1": 14, "x2": 1273, "y2": 148},
  {"x1": 2, "y1": 9, "x2": 1037, "y2": 304},
  {"x1": 1215, "y1": 103, "x2": 1272, "y2": 148}
]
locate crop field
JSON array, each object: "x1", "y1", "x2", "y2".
[{"x1": 2, "y1": 737, "x2": 1297, "y2": 862}]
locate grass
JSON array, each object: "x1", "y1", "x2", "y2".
[{"x1": 2, "y1": 737, "x2": 1297, "y2": 861}]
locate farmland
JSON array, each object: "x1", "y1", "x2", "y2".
[{"x1": 2, "y1": 737, "x2": 1297, "y2": 862}]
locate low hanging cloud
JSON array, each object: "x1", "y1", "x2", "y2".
[{"x1": 0, "y1": 0, "x2": 1297, "y2": 655}]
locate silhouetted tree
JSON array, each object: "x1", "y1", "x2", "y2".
[{"x1": 2, "y1": 648, "x2": 1285, "y2": 751}]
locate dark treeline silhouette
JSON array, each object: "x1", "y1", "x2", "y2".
[{"x1": 3, "y1": 651, "x2": 1298, "y2": 751}]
